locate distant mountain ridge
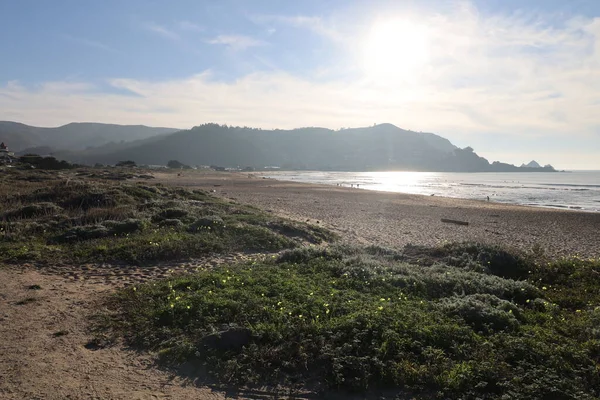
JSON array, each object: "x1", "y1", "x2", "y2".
[
  {"x1": 1, "y1": 121, "x2": 557, "y2": 172},
  {"x1": 50, "y1": 122, "x2": 556, "y2": 173},
  {"x1": 0, "y1": 121, "x2": 180, "y2": 152}
]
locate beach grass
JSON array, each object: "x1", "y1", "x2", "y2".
[
  {"x1": 99, "y1": 243, "x2": 600, "y2": 399},
  {"x1": 0, "y1": 168, "x2": 334, "y2": 265}
]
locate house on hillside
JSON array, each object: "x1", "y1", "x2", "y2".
[{"x1": 0, "y1": 142, "x2": 16, "y2": 164}]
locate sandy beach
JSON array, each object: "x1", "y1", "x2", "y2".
[
  {"x1": 2, "y1": 169, "x2": 599, "y2": 400},
  {"x1": 156, "y1": 171, "x2": 600, "y2": 258}
]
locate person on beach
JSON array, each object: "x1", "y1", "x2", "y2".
[{"x1": 487, "y1": 196, "x2": 490, "y2": 202}]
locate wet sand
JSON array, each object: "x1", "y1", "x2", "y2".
[{"x1": 154, "y1": 171, "x2": 600, "y2": 258}]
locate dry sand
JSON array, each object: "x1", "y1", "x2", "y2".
[
  {"x1": 160, "y1": 171, "x2": 600, "y2": 258},
  {"x1": 0, "y1": 267, "x2": 226, "y2": 400}
]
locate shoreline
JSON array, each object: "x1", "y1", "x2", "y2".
[
  {"x1": 256, "y1": 170, "x2": 600, "y2": 214},
  {"x1": 153, "y1": 171, "x2": 600, "y2": 258}
]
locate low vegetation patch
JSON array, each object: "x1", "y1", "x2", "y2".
[
  {"x1": 0, "y1": 168, "x2": 334, "y2": 265},
  {"x1": 101, "y1": 244, "x2": 600, "y2": 399}
]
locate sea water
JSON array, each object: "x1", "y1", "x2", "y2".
[{"x1": 262, "y1": 171, "x2": 600, "y2": 213}]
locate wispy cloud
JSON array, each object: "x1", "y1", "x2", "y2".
[
  {"x1": 61, "y1": 34, "x2": 118, "y2": 53},
  {"x1": 178, "y1": 20, "x2": 204, "y2": 32},
  {"x1": 142, "y1": 22, "x2": 180, "y2": 40},
  {"x1": 206, "y1": 35, "x2": 267, "y2": 51},
  {"x1": 251, "y1": 14, "x2": 343, "y2": 42}
]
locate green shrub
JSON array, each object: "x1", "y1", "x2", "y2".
[
  {"x1": 120, "y1": 185, "x2": 159, "y2": 200},
  {"x1": 79, "y1": 192, "x2": 130, "y2": 210},
  {"x1": 158, "y1": 218, "x2": 184, "y2": 228},
  {"x1": 3, "y1": 202, "x2": 63, "y2": 220},
  {"x1": 438, "y1": 294, "x2": 521, "y2": 332},
  {"x1": 102, "y1": 218, "x2": 146, "y2": 235},
  {"x1": 58, "y1": 225, "x2": 110, "y2": 242},
  {"x1": 188, "y1": 215, "x2": 225, "y2": 232},
  {"x1": 439, "y1": 243, "x2": 531, "y2": 279},
  {"x1": 227, "y1": 224, "x2": 294, "y2": 251},
  {"x1": 155, "y1": 208, "x2": 189, "y2": 220},
  {"x1": 277, "y1": 245, "x2": 347, "y2": 264}
]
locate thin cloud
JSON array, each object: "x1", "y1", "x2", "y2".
[
  {"x1": 60, "y1": 34, "x2": 118, "y2": 53},
  {"x1": 178, "y1": 20, "x2": 204, "y2": 32},
  {"x1": 251, "y1": 14, "x2": 343, "y2": 42},
  {"x1": 142, "y1": 22, "x2": 180, "y2": 40},
  {"x1": 206, "y1": 35, "x2": 267, "y2": 51}
]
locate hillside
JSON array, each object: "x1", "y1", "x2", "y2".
[
  {"x1": 62, "y1": 123, "x2": 555, "y2": 172},
  {"x1": 522, "y1": 160, "x2": 542, "y2": 168},
  {"x1": 59, "y1": 123, "x2": 457, "y2": 169},
  {"x1": 0, "y1": 121, "x2": 180, "y2": 152}
]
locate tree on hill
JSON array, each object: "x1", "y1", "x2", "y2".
[
  {"x1": 167, "y1": 160, "x2": 190, "y2": 169},
  {"x1": 19, "y1": 154, "x2": 76, "y2": 170},
  {"x1": 116, "y1": 160, "x2": 136, "y2": 167}
]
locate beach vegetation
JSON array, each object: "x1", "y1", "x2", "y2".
[
  {"x1": 98, "y1": 243, "x2": 600, "y2": 399},
  {"x1": 0, "y1": 168, "x2": 334, "y2": 265}
]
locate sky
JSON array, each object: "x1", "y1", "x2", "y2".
[{"x1": 1, "y1": 0, "x2": 599, "y2": 169}]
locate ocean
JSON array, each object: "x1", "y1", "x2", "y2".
[{"x1": 262, "y1": 171, "x2": 600, "y2": 213}]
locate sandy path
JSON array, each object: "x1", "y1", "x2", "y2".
[{"x1": 0, "y1": 267, "x2": 226, "y2": 400}]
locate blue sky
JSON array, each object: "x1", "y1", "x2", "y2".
[{"x1": 1, "y1": 0, "x2": 599, "y2": 169}]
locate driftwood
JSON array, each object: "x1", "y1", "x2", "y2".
[{"x1": 441, "y1": 218, "x2": 469, "y2": 226}]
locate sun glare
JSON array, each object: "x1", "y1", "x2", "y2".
[{"x1": 363, "y1": 19, "x2": 430, "y2": 83}]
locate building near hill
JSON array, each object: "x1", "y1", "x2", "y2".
[{"x1": 0, "y1": 142, "x2": 16, "y2": 163}]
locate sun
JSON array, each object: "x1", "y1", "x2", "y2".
[{"x1": 362, "y1": 19, "x2": 430, "y2": 82}]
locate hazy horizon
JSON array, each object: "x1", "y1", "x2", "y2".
[{"x1": 2, "y1": 0, "x2": 600, "y2": 169}]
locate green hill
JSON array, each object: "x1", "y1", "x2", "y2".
[
  {"x1": 65, "y1": 123, "x2": 555, "y2": 172},
  {"x1": 0, "y1": 121, "x2": 179, "y2": 152}
]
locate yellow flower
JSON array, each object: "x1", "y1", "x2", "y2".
[{"x1": 378, "y1": 306, "x2": 384, "y2": 311}]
